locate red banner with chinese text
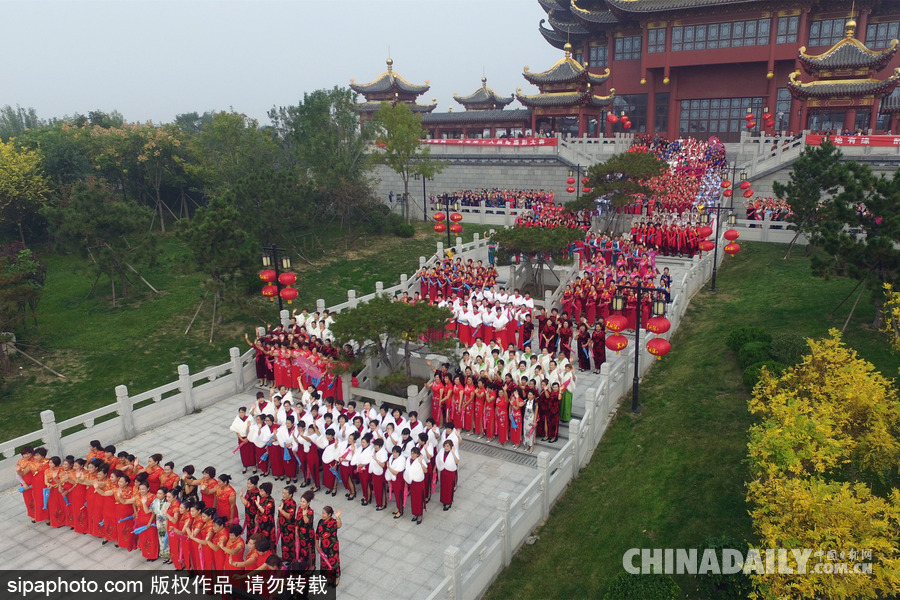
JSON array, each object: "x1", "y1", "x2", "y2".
[
  {"x1": 805, "y1": 134, "x2": 900, "y2": 147},
  {"x1": 420, "y1": 137, "x2": 559, "y2": 147}
]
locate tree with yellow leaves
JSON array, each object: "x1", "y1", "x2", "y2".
[
  {"x1": 882, "y1": 283, "x2": 900, "y2": 355},
  {"x1": 746, "y1": 330, "x2": 900, "y2": 599},
  {"x1": 0, "y1": 140, "x2": 49, "y2": 246}
]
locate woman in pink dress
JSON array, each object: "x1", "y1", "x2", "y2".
[
  {"x1": 462, "y1": 376, "x2": 476, "y2": 432},
  {"x1": 508, "y1": 390, "x2": 523, "y2": 448},
  {"x1": 473, "y1": 379, "x2": 486, "y2": 437},
  {"x1": 483, "y1": 386, "x2": 496, "y2": 440}
]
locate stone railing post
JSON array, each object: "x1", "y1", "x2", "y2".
[
  {"x1": 600, "y1": 363, "x2": 612, "y2": 414},
  {"x1": 497, "y1": 492, "x2": 511, "y2": 566},
  {"x1": 230, "y1": 347, "x2": 244, "y2": 391},
  {"x1": 116, "y1": 385, "x2": 135, "y2": 440},
  {"x1": 455, "y1": 236, "x2": 462, "y2": 249},
  {"x1": 569, "y1": 418, "x2": 582, "y2": 476},
  {"x1": 256, "y1": 326, "x2": 266, "y2": 338},
  {"x1": 375, "y1": 281, "x2": 384, "y2": 296},
  {"x1": 347, "y1": 290, "x2": 358, "y2": 309},
  {"x1": 40, "y1": 410, "x2": 63, "y2": 458},
  {"x1": 419, "y1": 256, "x2": 427, "y2": 269},
  {"x1": 537, "y1": 451, "x2": 550, "y2": 521},
  {"x1": 407, "y1": 384, "x2": 418, "y2": 411},
  {"x1": 316, "y1": 299, "x2": 325, "y2": 314},
  {"x1": 544, "y1": 289, "x2": 553, "y2": 308},
  {"x1": 279, "y1": 309, "x2": 290, "y2": 329},
  {"x1": 400, "y1": 274, "x2": 408, "y2": 290},
  {"x1": 341, "y1": 374, "x2": 352, "y2": 402},
  {"x1": 444, "y1": 545, "x2": 462, "y2": 600},
  {"x1": 178, "y1": 364, "x2": 195, "y2": 415},
  {"x1": 437, "y1": 242, "x2": 444, "y2": 256}
]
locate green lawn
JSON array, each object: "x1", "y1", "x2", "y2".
[
  {"x1": 2, "y1": 223, "x2": 481, "y2": 444},
  {"x1": 483, "y1": 242, "x2": 896, "y2": 600}
]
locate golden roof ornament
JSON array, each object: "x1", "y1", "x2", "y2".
[
  {"x1": 564, "y1": 42, "x2": 572, "y2": 59},
  {"x1": 387, "y1": 58, "x2": 394, "y2": 72}
]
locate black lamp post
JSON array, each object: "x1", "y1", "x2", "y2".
[
  {"x1": 414, "y1": 172, "x2": 433, "y2": 223},
  {"x1": 699, "y1": 208, "x2": 737, "y2": 292},
  {"x1": 611, "y1": 284, "x2": 667, "y2": 413},
  {"x1": 261, "y1": 244, "x2": 292, "y2": 313}
]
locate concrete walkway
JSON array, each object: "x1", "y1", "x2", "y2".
[{"x1": 2, "y1": 255, "x2": 694, "y2": 599}]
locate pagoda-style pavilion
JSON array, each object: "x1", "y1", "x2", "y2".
[
  {"x1": 788, "y1": 17, "x2": 900, "y2": 132},
  {"x1": 350, "y1": 58, "x2": 437, "y2": 122},
  {"x1": 516, "y1": 42, "x2": 615, "y2": 136},
  {"x1": 422, "y1": 77, "x2": 531, "y2": 138}
]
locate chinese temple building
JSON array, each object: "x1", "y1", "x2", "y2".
[
  {"x1": 788, "y1": 17, "x2": 900, "y2": 132},
  {"x1": 536, "y1": 0, "x2": 900, "y2": 141},
  {"x1": 515, "y1": 42, "x2": 615, "y2": 136},
  {"x1": 349, "y1": 58, "x2": 437, "y2": 122},
  {"x1": 422, "y1": 77, "x2": 532, "y2": 138}
]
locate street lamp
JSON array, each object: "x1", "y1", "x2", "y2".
[
  {"x1": 699, "y1": 208, "x2": 737, "y2": 292},
  {"x1": 433, "y1": 195, "x2": 461, "y2": 253},
  {"x1": 610, "y1": 283, "x2": 668, "y2": 413},
  {"x1": 414, "y1": 172, "x2": 434, "y2": 223},
  {"x1": 260, "y1": 244, "x2": 293, "y2": 313}
]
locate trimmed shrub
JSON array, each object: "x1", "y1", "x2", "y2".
[
  {"x1": 743, "y1": 360, "x2": 787, "y2": 389},
  {"x1": 393, "y1": 222, "x2": 415, "y2": 238},
  {"x1": 726, "y1": 326, "x2": 772, "y2": 353},
  {"x1": 602, "y1": 572, "x2": 681, "y2": 600},
  {"x1": 695, "y1": 536, "x2": 754, "y2": 600},
  {"x1": 769, "y1": 332, "x2": 807, "y2": 366},
  {"x1": 738, "y1": 341, "x2": 772, "y2": 369}
]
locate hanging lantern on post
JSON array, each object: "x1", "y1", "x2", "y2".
[
  {"x1": 743, "y1": 189, "x2": 754, "y2": 198},
  {"x1": 698, "y1": 225, "x2": 713, "y2": 239},
  {"x1": 724, "y1": 242, "x2": 741, "y2": 256},
  {"x1": 699, "y1": 239, "x2": 716, "y2": 253},
  {"x1": 566, "y1": 177, "x2": 576, "y2": 185},
  {"x1": 566, "y1": 186, "x2": 576, "y2": 194},
  {"x1": 607, "y1": 113, "x2": 618, "y2": 124},
  {"x1": 746, "y1": 121, "x2": 756, "y2": 130},
  {"x1": 434, "y1": 222, "x2": 447, "y2": 233},
  {"x1": 582, "y1": 186, "x2": 591, "y2": 194},
  {"x1": 646, "y1": 315, "x2": 671, "y2": 336},
  {"x1": 721, "y1": 180, "x2": 732, "y2": 189},
  {"x1": 581, "y1": 177, "x2": 590, "y2": 185},
  {"x1": 261, "y1": 284, "x2": 278, "y2": 301},
  {"x1": 449, "y1": 213, "x2": 463, "y2": 224},
  {"x1": 765, "y1": 119, "x2": 775, "y2": 128},
  {"x1": 278, "y1": 272, "x2": 297, "y2": 287},
  {"x1": 433, "y1": 211, "x2": 446, "y2": 222},
  {"x1": 449, "y1": 223, "x2": 463, "y2": 234},
  {"x1": 605, "y1": 314, "x2": 628, "y2": 333},
  {"x1": 724, "y1": 229, "x2": 740, "y2": 241},
  {"x1": 646, "y1": 337, "x2": 671, "y2": 360},
  {"x1": 723, "y1": 189, "x2": 733, "y2": 197},
  {"x1": 605, "y1": 334, "x2": 629, "y2": 355},
  {"x1": 739, "y1": 181, "x2": 751, "y2": 190},
  {"x1": 279, "y1": 287, "x2": 298, "y2": 305},
  {"x1": 623, "y1": 121, "x2": 632, "y2": 130},
  {"x1": 259, "y1": 269, "x2": 277, "y2": 283}
]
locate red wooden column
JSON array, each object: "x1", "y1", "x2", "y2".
[
  {"x1": 667, "y1": 71, "x2": 679, "y2": 140},
  {"x1": 845, "y1": 109, "x2": 856, "y2": 133}
]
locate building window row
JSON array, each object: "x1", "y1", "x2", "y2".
[
  {"x1": 679, "y1": 96, "x2": 764, "y2": 142},
  {"x1": 647, "y1": 28, "x2": 666, "y2": 53},
  {"x1": 614, "y1": 35, "x2": 642, "y2": 60},
  {"x1": 867, "y1": 21, "x2": 900, "y2": 49},
  {"x1": 589, "y1": 43, "x2": 608, "y2": 68},
  {"x1": 808, "y1": 18, "x2": 846, "y2": 47},
  {"x1": 672, "y1": 18, "x2": 770, "y2": 51},
  {"x1": 775, "y1": 15, "x2": 799, "y2": 44}
]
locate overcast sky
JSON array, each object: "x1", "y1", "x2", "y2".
[{"x1": 1, "y1": 0, "x2": 563, "y2": 124}]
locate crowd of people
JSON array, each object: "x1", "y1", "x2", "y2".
[
  {"x1": 745, "y1": 197, "x2": 793, "y2": 222},
  {"x1": 435, "y1": 189, "x2": 552, "y2": 211},
  {"x1": 13, "y1": 441, "x2": 344, "y2": 586}
]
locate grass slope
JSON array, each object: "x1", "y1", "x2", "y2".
[
  {"x1": 2, "y1": 223, "x2": 479, "y2": 444},
  {"x1": 483, "y1": 242, "x2": 896, "y2": 600}
]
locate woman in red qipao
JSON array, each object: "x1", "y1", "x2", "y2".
[
  {"x1": 436, "y1": 440, "x2": 460, "y2": 511},
  {"x1": 15, "y1": 447, "x2": 36, "y2": 521},
  {"x1": 316, "y1": 506, "x2": 342, "y2": 587},
  {"x1": 425, "y1": 372, "x2": 443, "y2": 428},
  {"x1": 160, "y1": 461, "x2": 180, "y2": 493},
  {"x1": 508, "y1": 390, "x2": 524, "y2": 448},
  {"x1": 546, "y1": 383, "x2": 562, "y2": 443},
  {"x1": 187, "y1": 505, "x2": 212, "y2": 571},
  {"x1": 241, "y1": 476, "x2": 261, "y2": 540},
  {"x1": 168, "y1": 500, "x2": 191, "y2": 570},
  {"x1": 462, "y1": 376, "x2": 476, "y2": 432},
  {"x1": 473, "y1": 379, "x2": 487, "y2": 437},
  {"x1": 439, "y1": 374, "x2": 453, "y2": 427},
  {"x1": 94, "y1": 469, "x2": 120, "y2": 544},
  {"x1": 215, "y1": 474, "x2": 238, "y2": 525},
  {"x1": 495, "y1": 388, "x2": 509, "y2": 445},
  {"x1": 44, "y1": 456, "x2": 67, "y2": 528},
  {"x1": 483, "y1": 385, "x2": 496, "y2": 440},
  {"x1": 113, "y1": 474, "x2": 137, "y2": 551},
  {"x1": 591, "y1": 323, "x2": 607, "y2": 374},
  {"x1": 450, "y1": 376, "x2": 464, "y2": 430},
  {"x1": 296, "y1": 490, "x2": 315, "y2": 564},
  {"x1": 66, "y1": 458, "x2": 89, "y2": 533},
  {"x1": 30, "y1": 449, "x2": 50, "y2": 524},
  {"x1": 221, "y1": 524, "x2": 246, "y2": 571},
  {"x1": 206, "y1": 517, "x2": 231, "y2": 571},
  {"x1": 557, "y1": 320, "x2": 573, "y2": 361},
  {"x1": 85, "y1": 463, "x2": 105, "y2": 537},
  {"x1": 197, "y1": 508, "x2": 219, "y2": 572},
  {"x1": 254, "y1": 482, "x2": 277, "y2": 550},
  {"x1": 135, "y1": 481, "x2": 159, "y2": 561}
]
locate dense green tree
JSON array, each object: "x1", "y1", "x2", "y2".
[
  {"x1": 0, "y1": 105, "x2": 44, "y2": 142},
  {"x1": 372, "y1": 102, "x2": 444, "y2": 223},
  {"x1": 49, "y1": 178, "x2": 156, "y2": 306},
  {"x1": 567, "y1": 151, "x2": 668, "y2": 213},
  {"x1": 330, "y1": 295, "x2": 453, "y2": 378},
  {"x1": 489, "y1": 226, "x2": 584, "y2": 291},
  {"x1": 0, "y1": 140, "x2": 50, "y2": 246},
  {"x1": 173, "y1": 111, "x2": 215, "y2": 134},
  {"x1": 0, "y1": 248, "x2": 45, "y2": 371}
]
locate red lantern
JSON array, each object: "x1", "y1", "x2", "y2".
[
  {"x1": 699, "y1": 239, "x2": 715, "y2": 253},
  {"x1": 279, "y1": 287, "x2": 298, "y2": 304},
  {"x1": 449, "y1": 213, "x2": 463, "y2": 222},
  {"x1": 765, "y1": 119, "x2": 775, "y2": 128},
  {"x1": 646, "y1": 337, "x2": 671, "y2": 360},
  {"x1": 698, "y1": 225, "x2": 713, "y2": 239},
  {"x1": 449, "y1": 223, "x2": 463, "y2": 234},
  {"x1": 261, "y1": 284, "x2": 278, "y2": 301},
  {"x1": 606, "y1": 334, "x2": 629, "y2": 355},
  {"x1": 278, "y1": 272, "x2": 297, "y2": 286},
  {"x1": 743, "y1": 189, "x2": 754, "y2": 198},
  {"x1": 434, "y1": 222, "x2": 447, "y2": 233},
  {"x1": 723, "y1": 189, "x2": 733, "y2": 197},
  {"x1": 582, "y1": 186, "x2": 591, "y2": 194},
  {"x1": 721, "y1": 180, "x2": 732, "y2": 189},
  {"x1": 259, "y1": 269, "x2": 277, "y2": 283},
  {"x1": 607, "y1": 114, "x2": 618, "y2": 124},
  {"x1": 746, "y1": 121, "x2": 756, "y2": 130},
  {"x1": 433, "y1": 211, "x2": 446, "y2": 222},
  {"x1": 745, "y1": 113, "x2": 755, "y2": 121},
  {"x1": 724, "y1": 242, "x2": 741, "y2": 256},
  {"x1": 581, "y1": 177, "x2": 589, "y2": 185},
  {"x1": 566, "y1": 186, "x2": 576, "y2": 194},
  {"x1": 646, "y1": 316, "x2": 671, "y2": 336},
  {"x1": 724, "y1": 229, "x2": 740, "y2": 241},
  {"x1": 623, "y1": 121, "x2": 632, "y2": 130},
  {"x1": 762, "y1": 112, "x2": 772, "y2": 121},
  {"x1": 739, "y1": 181, "x2": 751, "y2": 190},
  {"x1": 566, "y1": 177, "x2": 576, "y2": 185},
  {"x1": 605, "y1": 314, "x2": 628, "y2": 333}
]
